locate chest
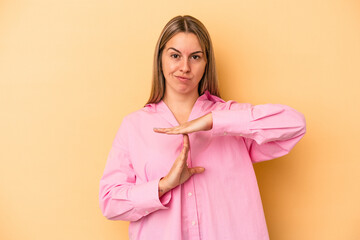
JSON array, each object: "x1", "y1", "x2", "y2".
[{"x1": 126, "y1": 122, "x2": 249, "y2": 184}]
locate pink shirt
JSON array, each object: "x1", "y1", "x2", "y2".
[{"x1": 99, "y1": 91, "x2": 306, "y2": 240}]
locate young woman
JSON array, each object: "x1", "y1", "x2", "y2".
[{"x1": 99, "y1": 15, "x2": 306, "y2": 240}]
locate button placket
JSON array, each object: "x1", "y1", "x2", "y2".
[{"x1": 187, "y1": 136, "x2": 201, "y2": 238}]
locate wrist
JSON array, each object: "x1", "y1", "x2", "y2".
[
  {"x1": 158, "y1": 177, "x2": 171, "y2": 197},
  {"x1": 205, "y1": 112, "x2": 213, "y2": 130}
]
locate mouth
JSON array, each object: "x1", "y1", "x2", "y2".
[{"x1": 175, "y1": 76, "x2": 191, "y2": 81}]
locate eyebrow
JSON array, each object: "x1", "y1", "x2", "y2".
[{"x1": 167, "y1": 47, "x2": 203, "y2": 55}]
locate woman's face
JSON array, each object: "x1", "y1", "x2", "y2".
[{"x1": 161, "y1": 32, "x2": 206, "y2": 97}]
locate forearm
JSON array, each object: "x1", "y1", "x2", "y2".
[{"x1": 211, "y1": 103, "x2": 306, "y2": 145}]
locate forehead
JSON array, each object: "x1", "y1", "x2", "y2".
[{"x1": 165, "y1": 32, "x2": 203, "y2": 53}]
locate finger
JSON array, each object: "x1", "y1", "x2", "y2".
[
  {"x1": 154, "y1": 129, "x2": 182, "y2": 135},
  {"x1": 154, "y1": 125, "x2": 193, "y2": 135},
  {"x1": 183, "y1": 134, "x2": 190, "y2": 150},
  {"x1": 153, "y1": 127, "x2": 182, "y2": 135},
  {"x1": 189, "y1": 167, "x2": 205, "y2": 175},
  {"x1": 153, "y1": 127, "x2": 172, "y2": 133},
  {"x1": 180, "y1": 134, "x2": 190, "y2": 160}
]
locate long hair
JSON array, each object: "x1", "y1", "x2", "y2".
[{"x1": 146, "y1": 15, "x2": 220, "y2": 104}]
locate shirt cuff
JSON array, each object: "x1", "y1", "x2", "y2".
[
  {"x1": 211, "y1": 109, "x2": 251, "y2": 137},
  {"x1": 129, "y1": 178, "x2": 172, "y2": 215}
]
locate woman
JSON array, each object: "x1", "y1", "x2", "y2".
[{"x1": 99, "y1": 15, "x2": 306, "y2": 240}]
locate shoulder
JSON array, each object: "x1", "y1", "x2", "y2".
[
  {"x1": 202, "y1": 91, "x2": 252, "y2": 111},
  {"x1": 113, "y1": 107, "x2": 150, "y2": 141},
  {"x1": 120, "y1": 107, "x2": 152, "y2": 126},
  {"x1": 212, "y1": 100, "x2": 252, "y2": 111}
]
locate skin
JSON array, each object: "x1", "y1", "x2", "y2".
[
  {"x1": 161, "y1": 32, "x2": 206, "y2": 101},
  {"x1": 153, "y1": 32, "x2": 214, "y2": 197}
]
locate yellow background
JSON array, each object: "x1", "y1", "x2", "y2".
[{"x1": 1, "y1": 0, "x2": 359, "y2": 239}]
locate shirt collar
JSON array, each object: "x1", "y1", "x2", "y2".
[{"x1": 144, "y1": 90, "x2": 224, "y2": 126}]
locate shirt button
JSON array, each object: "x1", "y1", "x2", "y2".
[
  {"x1": 223, "y1": 132, "x2": 227, "y2": 136},
  {"x1": 188, "y1": 192, "x2": 192, "y2": 197},
  {"x1": 145, "y1": 210, "x2": 149, "y2": 214},
  {"x1": 192, "y1": 220, "x2": 196, "y2": 226}
]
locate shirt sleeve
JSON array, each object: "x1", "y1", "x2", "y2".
[
  {"x1": 211, "y1": 101, "x2": 306, "y2": 163},
  {"x1": 99, "y1": 118, "x2": 172, "y2": 221}
]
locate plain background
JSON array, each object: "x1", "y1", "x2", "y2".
[{"x1": 1, "y1": 0, "x2": 359, "y2": 239}]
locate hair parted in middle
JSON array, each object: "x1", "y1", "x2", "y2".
[{"x1": 146, "y1": 15, "x2": 220, "y2": 104}]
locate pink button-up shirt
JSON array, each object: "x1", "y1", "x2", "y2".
[{"x1": 99, "y1": 91, "x2": 306, "y2": 240}]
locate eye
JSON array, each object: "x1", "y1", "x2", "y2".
[
  {"x1": 171, "y1": 54, "x2": 180, "y2": 59},
  {"x1": 191, "y1": 55, "x2": 201, "y2": 60}
]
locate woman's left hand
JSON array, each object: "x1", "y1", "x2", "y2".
[{"x1": 154, "y1": 113, "x2": 213, "y2": 135}]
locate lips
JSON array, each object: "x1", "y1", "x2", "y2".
[{"x1": 175, "y1": 76, "x2": 191, "y2": 81}]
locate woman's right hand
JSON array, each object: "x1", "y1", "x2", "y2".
[{"x1": 158, "y1": 134, "x2": 205, "y2": 198}]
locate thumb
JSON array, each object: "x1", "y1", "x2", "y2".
[
  {"x1": 189, "y1": 167, "x2": 205, "y2": 175},
  {"x1": 183, "y1": 134, "x2": 190, "y2": 149}
]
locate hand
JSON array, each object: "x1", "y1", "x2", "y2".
[
  {"x1": 158, "y1": 134, "x2": 205, "y2": 197},
  {"x1": 154, "y1": 113, "x2": 213, "y2": 135}
]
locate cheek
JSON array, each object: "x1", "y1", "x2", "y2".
[
  {"x1": 194, "y1": 62, "x2": 206, "y2": 78},
  {"x1": 166, "y1": 62, "x2": 178, "y2": 74},
  {"x1": 162, "y1": 58, "x2": 177, "y2": 75}
]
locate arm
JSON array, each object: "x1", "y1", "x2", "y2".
[
  {"x1": 153, "y1": 101, "x2": 306, "y2": 163},
  {"x1": 99, "y1": 120, "x2": 172, "y2": 222},
  {"x1": 211, "y1": 101, "x2": 306, "y2": 162}
]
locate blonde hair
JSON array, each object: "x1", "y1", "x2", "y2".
[{"x1": 146, "y1": 15, "x2": 220, "y2": 104}]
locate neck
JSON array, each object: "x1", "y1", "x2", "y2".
[{"x1": 162, "y1": 89, "x2": 200, "y2": 124}]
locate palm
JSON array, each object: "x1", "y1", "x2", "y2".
[
  {"x1": 163, "y1": 134, "x2": 205, "y2": 190},
  {"x1": 154, "y1": 113, "x2": 212, "y2": 135}
]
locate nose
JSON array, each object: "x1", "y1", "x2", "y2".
[{"x1": 180, "y1": 58, "x2": 190, "y2": 73}]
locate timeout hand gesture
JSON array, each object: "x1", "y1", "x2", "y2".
[
  {"x1": 154, "y1": 113, "x2": 213, "y2": 197},
  {"x1": 158, "y1": 134, "x2": 205, "y2": 196}
]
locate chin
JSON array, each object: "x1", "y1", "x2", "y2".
[
  {"x1": 165, "y1": 81, "x2": 199, "y2": 96},
  {"x1": 175, "y1": 86, "x2": 197, "y2": 95}
]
